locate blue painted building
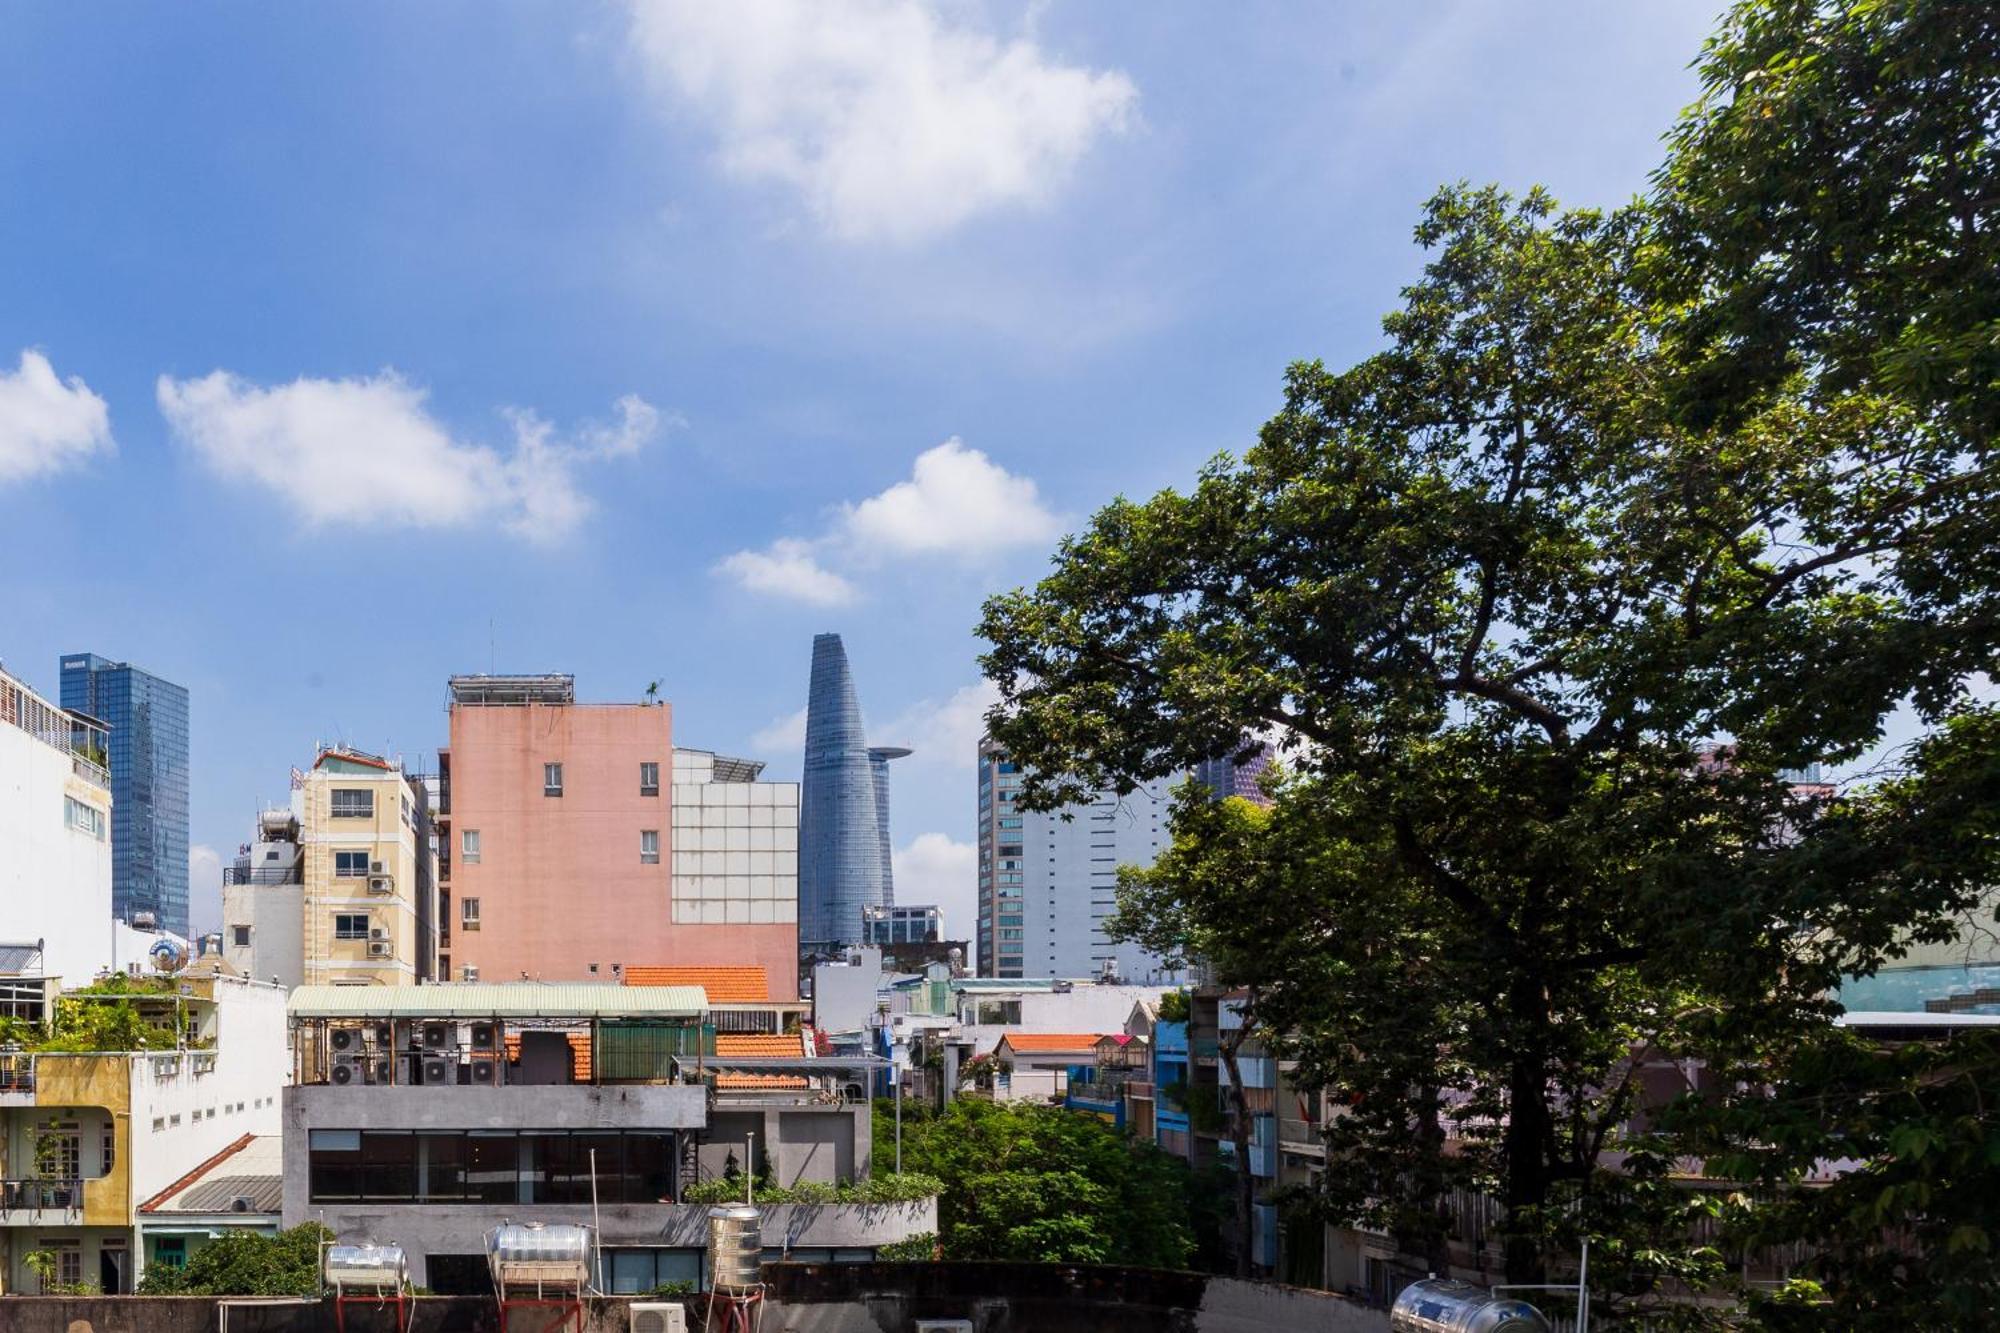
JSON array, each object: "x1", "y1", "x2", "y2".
[{"x1": 59, "y1": 652, "x2": 189, "y2": 936}]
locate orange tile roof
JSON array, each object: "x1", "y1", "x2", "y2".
[
  {"x1": 716, "y1": 1033, "x2": 806, "y2": 1058},
  {"x1": 714, "y1": 1073, "x2": 809, "y2": 1090},
  {"x1": 997, "y1": 1033, "x2": 1112, "y2": 1054},
  {"x1": 624, "y1": 966, "x2": 770, "y2": 1002}
]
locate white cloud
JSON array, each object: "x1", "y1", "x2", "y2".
[
  {"x1": 158, "y1": 370, "x2": 666, "y2": 544},
  {"x1": 715, "y1": 538, "x2": 859, "y2": 605},
  {"x1": 842, "y1": 438, "x2": 1061, "y2": 557},
  {"x1": 751, "y1": 705, "x2": 809, "y2": 755},
  {"x1": 894, "y1": 831, "x2": 977, "y2": 945},
  {"x1": 879, "y1": 678, "x2": 999, "y2": 769},
  {"x1": 0, "y1": 349, "x2": 113, "y2": 485},
  {"x1": 625, "y1": 0, "x2": 1137, "y2": 243},
  {"x1": 714, "y1": 439, "x2": 1060, "y2": 602}
]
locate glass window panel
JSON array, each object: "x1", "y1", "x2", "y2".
[
  {"x1": 418, "y1": 1132, "x2": 466, "y2": 1202},
  {"x1": 362, "y1": 1132, "x2": 417, "y2": 1200},
  {"x1": 467, "y1": 1132, "x2": 518, "y2": 1204}
]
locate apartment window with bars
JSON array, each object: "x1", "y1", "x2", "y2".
[
  {"x1": 334, "y1": 850, "x2": 370, "y2": 878},
  {"x1": 333, "y1": 914, "x2": 369, "y2": 940},
  {"x1": 640, "y1": 830, "x2": 660, "y2": 864},
  {"x1": 544, "y1": 763, "x2": 564, "y2": 796},
  {"x1": 461, "y1": 829, "x2": 481, "y2": 864},
  {"x1": 331, "y1": 789, "x2": 374, "y2": 819},
  {"x1": 461, "y1": 898, "x2": 481, "y2": 930},
  {"x1": 640, "y1": 762, "x2": 659, "y2": 796}
]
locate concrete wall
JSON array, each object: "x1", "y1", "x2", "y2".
[
  {"x1": 0, "y1": 690, "x2": 115, "y2": 987},
  {"x1": 130, "y1": 978, "x2": 289, "y2": 1202}
]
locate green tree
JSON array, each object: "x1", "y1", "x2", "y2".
[
  {"x1": 892, "y1": 1098, "x2": 1197, "y2": 1269},
  {"x1": 980, "y1": 170, "x2": 1999, "y2": 1316},
  {"x1": 138, "y1": 1224, "x2": 332, "y2": 1297}
]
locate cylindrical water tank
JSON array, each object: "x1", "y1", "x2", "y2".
[
  {"x1": 706, "y1": 1205, "x2": 762, "y2": 1292},
  {"x1": 486, "y1": 1222, "x2": 592, "y2": 1290},
  {"x1": 323, "y1": 1245, "x2": 408, "y2": 1294},
  {"x1": 1390, "y1": 1279, "x2": 1554, "y2": 1333}
]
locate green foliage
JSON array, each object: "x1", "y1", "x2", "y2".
[
  {"x1": 979, "y1": 1, "x2": 2000, "y2": 1314},
  {"x1": 1155, "y1": 989, "x2": 1191, "y2": 1024},
  {"x1": 678, "y1": 1172, "x2": 943, "y2": 1207},
  {"x1": 137, "y1": 1224, "x2": 332, "y2": 1297},
  {"x1": 875, "y1": 1232, "x2": 938, "y2": 1261},
  {"x1": 644, "y1": 1280, "x2": 696, "y2": 1297},
  {"x1": 891, "y1": 1097, "x2": 1199, "y2": 1269},
  {"x1": 23, "y1": 975, "x2": 195, "y2": 1053}
]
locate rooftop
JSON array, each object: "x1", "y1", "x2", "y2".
[
  {"x1": 139, "y1": 1133, "x2": 283, "y2": 1215},
  {"x1": 997, "y1": 1033, "x2": 1114, "y2": 1053},
  {"x1": 717, "y1": 1033, "x2": 809, "y2": 1058},
  {"x1": 288, "y1": 981, "x2": 705, "y2": 1020},
  {"x1": 626, "y1": 965, "x2": 769, "y2": 1002},
  {"x1": 448, "y1": 673, "x2": 577, "y2": 706}
]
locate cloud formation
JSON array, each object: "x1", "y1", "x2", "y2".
[
  {"x1": 750, "y1": 705, "x2": 809, "y2": 756},
  {"x1": 715, "y1": 439, "x2": 1060, "y2": 603},
  {"x1": 626, "y1": 0, "x2": 1137, "y2": 243},
  {"x1": 158, "y1": 370, "x2": 664, "y2": 544},
  {"x1": 879, "y1": 678, "x2": 999, "y2": 769},
  {"x1": 0, "y1": 349, "x2": 114, "y2": 486},
  {"x1": 893, "y1": 831, "x2": 977, "y2": 944}
]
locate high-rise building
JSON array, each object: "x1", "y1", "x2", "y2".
[
  {"x1": 222, "y1": 746, "x2": 436, "y2": 988},
  {"x1": 59, "y1": 653, "x2": 190, "y2": 936},
  {"x1": 976, "y1": 738, "x2": 1180, "y2": 982},
  {"x1": 798, "y1": 635, "x2": 904, "y2": 952},
  {"x1": 0, "y1": 664, "x2": 114, "y2": 985},
  {"x1": 1193, "y1": 740, "x2": 1275, "y2": 807},
  {"x1": 436, "y1": 674, "x2": 798, "y2": 997},
  {"x1": 864, "y1": 904, "x2": 942, "y2": 946}
]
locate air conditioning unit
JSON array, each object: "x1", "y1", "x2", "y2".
[
  {"x1": 229, "y1": 1195, "x2": 256, "y2": 1213},
  {"x1": 371, "y1": 859, "x2": 386, "y2": 875},
  {"x1": 422, "y1": 1022, "x2": 455, "y2": 1049},
  {"x1": 629, "y1": 1303, "x2": 688, "y2": 1333},
  {"x1": 460, "y1": 965, "x2": 479, "y2": 982},
  {"x1": 470, "y1": 1059, "x2": 497, "y2": 1085},
  {"x1": 329, "y1": 1058, "x2": 362, "y2": 1087},
  {"x1": 422, "y1": 1058, "x2": 453, "y2": 1086},
  {"x1": 374, "y1": 1023, "x2": 395, "y2": 1048},
  {"x1": 368, "y1": 875, "x2": 394, "y2": 894},
  {"x1": 369, "y1": 926, "x2": 386, "y2": 941},
  {"x1": 372, "y1": 1059, "x2": 393, "y2": 1085},
  {"x1": 368, "y1": 941, "x2": 392, "y2": 957},
  {"x1": 330, "y1": 1027, "x2": 359, "y2": 1053},
  {"x1": 469, "y1": 1022, "x2": 497, "y2": 1050}
]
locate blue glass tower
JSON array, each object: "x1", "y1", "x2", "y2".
[
  {"x1": 59, "y1": 653, "x2": 190, "y2": 936},
  {"x1": 798, "y1": 634, "x2": 903, "y2": 951}
]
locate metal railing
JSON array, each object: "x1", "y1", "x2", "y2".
[
  {"x1": 222, "y1": 865, "x2": 303, "y2": 886},
  {"x1": 0, "y1": 1178, "x2": 81, "y2": 1212}
]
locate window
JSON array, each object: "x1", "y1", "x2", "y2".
[
  {"x1": 640, "y1": 830, "x2": 660, "y2": 865},
  {"x1": 309, "y1": 1130, "x2": 677, "y2": 1205},
  {"x1": 333, "y1": 914, "x2": 369, "y2": 940},
  {"x1": 640, "y1": 762, "x2": 659, "y2": 796},
  {"x1": 544, "y1": 762, "x2": 564, "y2": 796},
  {"x1": 461, "y1": 898, "x2": 481, "y2": 931},
  {"x1": 331, "y1": 789, "x2": 374, "y2": 819},
  {"x1": 461, "y1": 829, "x2": 481, "y2": 864},
  {"x1": 231, "y1": 925, "x2": 251, "y2": 948},
  {"x1": 334, "y1": 850, "x2": 370, "y2": 878},
  {"x1": 153, "y1": 1236, "x2": 186, "y2": 1272},
  {"x1": 63, "y1": 797, "x2": 106, "y2": 840}
]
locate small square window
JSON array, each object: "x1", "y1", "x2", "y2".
[
  {"x1": 640, "y1": 762, "x2": 660, "y2": 797},
  {"x1": 231, "y1": 925, "x2": 251, "y2": 948},
  {"x1": 333, "y1": 850, "x2": 370, "y2": 878},
  {"x1": 333, "y1": 914, "x2": 369, "y2": 940},
  {"x1": 461, "y1": 898, "x2": 481, "y2": 930},
  {"x1": 461, "y1": 829, "x2": 481, "y2": 864},
  {"x1": 544, "y1": 762, "x2": 564, "y2": 797},
  {"x1": 640, "y1": 830, "x2": 660, "y2": 864}
]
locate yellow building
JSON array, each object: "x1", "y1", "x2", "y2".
[{"x1": 223, "y1": 748, "x2": 437, "y2": 988}]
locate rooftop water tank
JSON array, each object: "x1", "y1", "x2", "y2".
[
  {"x1": 486, "y1": 1222, "x2": 592, "y2": 1293},
  {"x1": 707, "y1": 1205, "x2": 762, "y2": 1292},
  {"x1": 1390, "y1": 1279, "x2": 1554, "y2": 1333},
  {"x1": 323, "y1": 1245, "x2": 408, "y2": 1295}
]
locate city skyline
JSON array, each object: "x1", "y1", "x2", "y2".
[{"x1": 0, "y1": 5, "x2": 1716, "y2": 944}]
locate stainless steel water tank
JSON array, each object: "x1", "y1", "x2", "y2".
[
  {"x1": 706, "y1": 1204, "x2": 762, "y2": 1292},
  {"x1": 323, "y1": 1245, "x2": 408, "y2": 1294},
  {"x1": 1390, "y1": 1279, "x2": 1554, "y2": 1333},
  {"x1": 486, "y1": 1222, "x2": 592, "y2": 1291}
]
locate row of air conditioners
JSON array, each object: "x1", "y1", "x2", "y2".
[
  {"x1": 328, "y1": 1052, "x2": 502, "y2": 1087},
  {"x1": 330, "y1": 1022, "x2": 499, "y2": 1053}
]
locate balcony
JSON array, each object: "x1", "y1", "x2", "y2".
[
  {"x1": 223, "y1": 865, "x2": 303, "y2": 886},
  {"x1": 71, "y1": 754, "x2": 109, "y2": 788},
  {"x1": 0, "y1": 1054, "x2": 33, "y2": 1100},
  {"x1": 0, "y1": 1177, "x2": 82, "y2": 1223}
]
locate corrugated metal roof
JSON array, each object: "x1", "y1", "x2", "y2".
[
  {"x1": 141, "y1": 1134, "x2": 283, "y2": 1214},
  {"x1": 288, "y1": 982, "x2": 706, "y2": 1019}
]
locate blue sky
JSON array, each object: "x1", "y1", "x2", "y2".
[{"x1": 0, "y1": 2, "x2": 1721, "y2": 939}]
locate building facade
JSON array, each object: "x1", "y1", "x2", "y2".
[
  {"x1": 1193, "y1": 740, "x2": 1275, "y2": 807},
  {"x1": 799, "y1": 635, "x2": 901, "y2": 953},
  {"x1": 864, "y1": 904, "x2": 942, "y2": 946},
  {"x1": 0, "y1": 972, "x2": 286, "y2": 1294},
  {"x1": 435, "y1": 675, "x2": 797, "y2": 997},
  {"x1": 976, "y1": 740, "x2": 1179, "y2": 982},
  {"x1": 0, "y1": 666, "x2": 115, "y2": 987},
  {"x1": 58, "y1": 654, "x2": 189, "y2": 937},
  {"x1": 223, "y1": 747, "x2": 436, "y2": 988}
]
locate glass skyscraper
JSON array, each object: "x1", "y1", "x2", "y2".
[
  {"x1": 60, "y1": 653, "x2": 190, "y2": 936},
  {"x1": 798, "y1": 634, "x2": 903, "y2": 951}
]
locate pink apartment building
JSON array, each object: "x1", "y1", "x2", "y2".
[{"x1": 435, "y1": 675, "x2": 799, "y2": 999}]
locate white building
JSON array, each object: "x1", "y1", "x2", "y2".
[
  {"x1": 0, "y1": 970, "x2": 288, "y2": 1293},
  {"x1": 0, "y1": 665, "x2": 115, "y2": 988},
  {"x1": 977, "y1": 739, "x2": 1181, "y2": 982},
  {"x1": 670, "y1": 748, "x2": 800, "y2": 929}
]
